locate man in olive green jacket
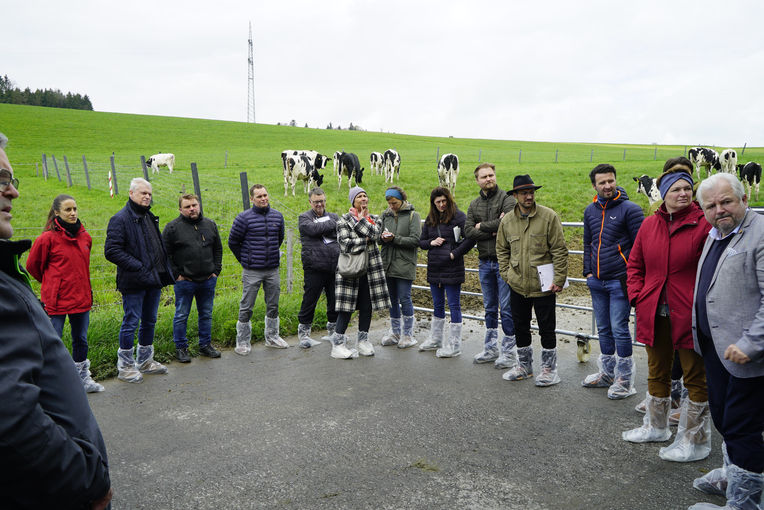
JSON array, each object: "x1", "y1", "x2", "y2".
[{"x1": 496, "y1": 174, "x2": 568, "y2": 387}]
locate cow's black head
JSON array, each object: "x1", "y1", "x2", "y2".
[
  {"x1": 313, "y1": 170, "x2": 324, "y2": 187},
  {"x1": 356, "y1": 166, "x2": 364, "y2": 184},
  {"x1": 146, "y1": 157, "x2": 153, "y2": 165}
]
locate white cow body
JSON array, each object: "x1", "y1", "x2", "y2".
[
  {"x1": 284, "y1": 155, "x2": 323, "y2": 196},
  {"x1": 688, "y1": 147, "x2": 721, "y2": 180},
  {"x1": 281, "y1": 150, "x2": 328, "y2": 176},
  {"x1": 337, "y1": 152, "x2": 363, "y2": 188},
  {"x1": 719, "y1": 149, "x2": 738, "y2": 174},
  {"x1": 147, "y1": 153, "x2": 175, "y2": 174},
  {"x1": 633, "y1": 175, "x2": 661, "y2": 207},
  {"x1": 437, "y1": 153, "x2": 459, "y2": 193},
  {"x1": 333, "y1": 151, "x2": 342, "y2": 176},
  {"x1": 739, "y1": 162, "x2": 762, "y2": 201},
  {"x1": 370, "y1": 152, "x2": 385, "y2": 176},
  {"x1": 383, "y1": 149, "x2": 400, "y2": 183}
]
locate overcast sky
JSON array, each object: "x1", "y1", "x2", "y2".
[{"x1": 4, "y1": 0, "x2": 763, "y2": 146}]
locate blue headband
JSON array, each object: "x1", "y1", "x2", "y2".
[
  {"x1": 385, "y1": 188, "x2": 404, "y2": 201},
  {"x1": 658, "y1": 172, "x2": 694, "y2": 199}
]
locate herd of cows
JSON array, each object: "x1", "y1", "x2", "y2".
[
  {"x1": 634, "y1": 146, "x2": 762, "y2": 206},
  {"x1": 280, "y1": 149, "x2": 460, "y2": 196},
  {"x1": 144, "y1": 145, "x2": 762, "y2": 205}
]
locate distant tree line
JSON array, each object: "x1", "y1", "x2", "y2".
[
  {"x1": 275, "y1": 120, "x2": 364, "y2": 131},
  {"x1": 0, "y1": 75, "x2": 93, "y2": 110}
]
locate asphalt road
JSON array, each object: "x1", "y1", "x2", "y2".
[{"x1": 88, "y1": 317, "x2": 725, "y2": 510}]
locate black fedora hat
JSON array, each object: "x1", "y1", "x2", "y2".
[{"x1": 510, "y1": 174, "x2": 542, "y2": 192}]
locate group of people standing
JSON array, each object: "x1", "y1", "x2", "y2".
[{"x1": 6, "y1": 131, "x2": 762, "y2": 508}]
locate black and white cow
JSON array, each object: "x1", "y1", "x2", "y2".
[
  {"x1": 284, "y1": 154, "x2": 323, "y2": 196},
  {"x1": 370, "y1": 152, "x2": 385, "y2": 176},
  {"x1": 383, "y1": 149, "x2": 400, "y2": 183},
  {"x1": 146, "y1": 153, "x2": 175, "y2": 174},
  {"x1": 333, "y1": 151, "x2": 342, "y2": 176},
  {"x1": 337, "y1": 152, "x2": 364, "y2": 188},
  {"x1": 719, "y1": 149, "x2": 738, "y2": 174},
  {"x1": 688, "y1": 147, "x2": 721, "y2": 180},
  {"x1": 738, "y1": 162, "x2": 762, "y2": 201},
  {"x1": 633, "y1": 175, "x2": 661, "y2": 207},
  {"x1": 281, "y1": 150, "x2": 329, "y2": 178},
  {"x1": 437, "y1": 153, "x2": 459, "y2": 193}
]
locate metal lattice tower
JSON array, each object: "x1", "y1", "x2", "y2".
[{"x1": 247, "y1": 22, "x2": 255, "y2": 123}]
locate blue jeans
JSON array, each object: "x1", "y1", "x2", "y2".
[
  {"x1": 430, "y1": 283, "x2": 462, "y2": 323},
  {"x1": 49, "y1": 311, "x2": 90, "y2": 362},
  {"x1": 119, "y1": 288, "x2": 162, "y2": 350},
  {"x1": 173, "y1": 277, "x2": 217, "y2": 349},
  {"x1": 587, "y1": 277, "x2": 632, "y2": 357},
  {"x1": 478, "y1": 259, "x2": 514, "y2": 335},
  {"x1": 387, "y1": 277, "x2": 414, "y2": 318}
]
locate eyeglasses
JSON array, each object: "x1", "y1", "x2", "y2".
[
  {"x1": 0, "y1": 170, "x2": 18, "y2": 192},
  {"x1": 311, "y1": 199, "x2": 326, "y2": 205}
]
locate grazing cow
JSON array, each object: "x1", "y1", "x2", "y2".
[
  {"x1": 633, "y1": 175, "x2": 661, "y2": 207},
  {"x1": 146, "y1": 153, "x2": 175, "y2": 174},
  {"x1": 688, "y1": 147, "x2": 721, "y2": 180},
  {"x1": 284, "y1": 154, "x2": 324, "y2": 196},
  {"x1": 370, "y1": 152, "x2": 385, "y2": 176},
  {"x1": 383, "y1": 149, "x2": 401, "y2": 183},
  {"x1": 738, "y1": 162, "x2": 762, "y2": 201},
  {"x1": 281, "y1": 150, "x2": 329, "y2": 178},
  {"x1": 719, "y1": 149, "x2": 738, "y2": 174},
  {"x1": 437, "y1": 153, "x2": 459, "y2": 193},
  {"x1": 333, "y1": 151, "x2": 342, "y2": 176},
  {"x1": 337, "y1": 152, "x2": 364, "y2": 188}
]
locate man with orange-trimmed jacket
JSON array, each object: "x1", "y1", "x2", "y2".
[{"x1": 582, "y1": 163, "x2": 644, "y2": 399}]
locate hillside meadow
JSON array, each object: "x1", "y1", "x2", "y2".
[{"x1": 2, "y1": 103, "x2": 761, "y2": 378}]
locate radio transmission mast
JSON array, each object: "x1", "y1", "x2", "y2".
[{"x1": 247, "y1": 21, "x2": 255, "y2": 123}]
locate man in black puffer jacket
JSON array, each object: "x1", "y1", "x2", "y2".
[{"x1": 296, "y1": 187, "x2": 340, "y2": 348}]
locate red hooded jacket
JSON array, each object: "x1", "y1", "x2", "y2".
[
  {"x1": 26, "y1": 221, "x2": 92, "y2": 315},
  {"x1": 627, "y1": 202, "x2": 710, "y2": 349}
]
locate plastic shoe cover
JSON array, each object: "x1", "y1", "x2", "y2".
[
  {"x1": 381, "y1": 317, "x2": 401, "y2": 346},
  {"x1": 693, "y1": 443, "x2": 729, "y2": 496},
  {"x1": 535, "y1": 348, "x2": 561, "y2": 387},
  {"x1": 137, "y1": 345, "x2": 168, "y2": 374},
  {"x1": 494, "y1": 335, "x2": 518, "y2": 369},
  {"x1": 117, "y1": 348, "x2": 143, "y2": 383},
  {"x1": 420, "y1": 316, "x2": 445, "y2": 351},
  {"x1": 397, "y1": 315, "x2": 418, "y2": 348},
  {"x1": 582, "y1": 353, "x2": 616, "y2": 388},
  {"x1": 635, "y1": 397, "x2": 647, "y2": 414},
  {"x1": 320, "y1": 322, "x2": 336, "y2": 342},
  {"x1": 330, "y1": 333, "x2": 354, "y2": 359},
  {"x1": 298, "y1": 323, "x2": 321, "y2": 349},
  {"x1": 658, "y1": 399, "x2": 712, "y2": 462},
  {"x1": 357, "y1": 331, "x2": 375, "y2": 356},
  {"x1": 622, "y1": 392, "x2": 672, "y2": 443},
  {"x1": 671, "y1": 378, "x2": 684, "y2": 409},
  {"x1": 689, "y1": 464, "x2": 763, "y2": 510},
  {"x1": 474, "y1": 328, "x2": 499, "y2": 364},
  {"x1": 608, "y1": 356, "x2": 637, "y2": 400},
  {"x1": 235, "y1": 320, "x2": 252, "y2": 355},
  {"x1": 264, "y1": 316, "x2": 288, "y2": 348},
  {"x1": 503, "y1": 346, "x2": 534, "y2": 381},
  {"x1": 75, "y1": 359, "x2": 105, "y2": 393},
  {"x1": 437, "y1": 322, "x2": 462, "y2": 358}
]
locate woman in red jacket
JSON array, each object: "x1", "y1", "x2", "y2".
[
  {"x1": 27, "y1": 194, "x2": 103, "y2": 392},
  {"x1": 622, "y1": 158, "x2": 710, "y2": 462}
]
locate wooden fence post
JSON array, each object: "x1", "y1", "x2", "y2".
[
  {"x1": 622, "y1": 149, "x2": 626, "y2": 161},
  {"x1": 42, "y1": 154, "x2": 48, "y2": 180},
  {"x1": 140, "y1": 155, "x2": 150, "y2": 181},
  {"x1": 51, "y1": 155, "x2": 62, "y2": 182},
  {"x1": 82, "y1": 155, "x2": 91, "y2": 190},
  {"x1": 191, "y1": 162, "x2": 203, "y2": 216},
  {"x1": 554, "y1": 149, "x2": 559, "y2": 163},
  {"x1": 654, "y1": 145, "x2": 658, "y2": 160},
  {"x1": 741, "y1": 142, "x2": 747, "y2": 155},
  {"x1": 590, "y1": 149, "x2": 594, "y2": 162},
  {"x1": 110, "y1": 155, "x2": 119, "y2": 195},
  {"x1": 63, "y1": 155, "x2": 73, "y2": 187},
  {"x1": 518, "y1": 149, "x2": 522, "y2": 164},
  {"x1": 239, "y1": 172, "x2": 250, "y2": 211},
  {"x1": 478, "y1": 150, "x2": 481, "y2": 162}
]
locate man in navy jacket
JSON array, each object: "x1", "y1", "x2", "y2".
[
  {"x1": 582, "y1": 164, "x2": 644, "y2": 399},
  {"x1": 228, "y1": 184, "x2": 286, "y2": 354},
  {"x1": 105, "y1": 177, "x2": 175, "y2": 383},
  {"x1": 0, "y1": 135, "x2": 112, "y2": 509}
]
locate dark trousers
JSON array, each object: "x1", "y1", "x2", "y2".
[
  {"x1": 336, "y1": 275, "x2": 372, "y2": 334},
  {"x1": 297, "y1": 269, "x2": 338, "y2": 325},
  {"x1": 699, "y1": 332, "x2": 764, "y2": 472},
  {"x1": 510, "y1": 292, "x2": 556, "y2": 349}
]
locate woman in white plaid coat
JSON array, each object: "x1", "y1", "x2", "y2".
[{"x1": 331, "y1": 187, "x2": 391, "y2": 359}]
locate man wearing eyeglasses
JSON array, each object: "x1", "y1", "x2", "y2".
[
  {"x1": 0, "y1": 134, "x2": 112, "y2": 509},
  {"x1": 296, "y1": 187, "x2": 340, "y2": 348}
]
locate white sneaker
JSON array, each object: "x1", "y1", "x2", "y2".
[{"x1": 331, "y1": 343, "x2": 354, "y2": 359}]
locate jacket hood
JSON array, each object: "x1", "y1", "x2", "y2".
[
  {"x1": 383, "y1": 202, "x2": 414, "y2": 216},
  {"x1": 592, "y1": 186, "x2": 630, "y2": 206}
]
